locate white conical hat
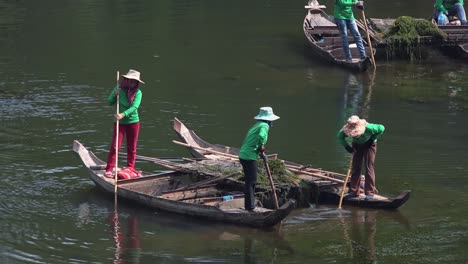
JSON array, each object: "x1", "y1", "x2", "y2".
[{"x1": 122, "y1": 69, "x2": 145, "y2": 84}]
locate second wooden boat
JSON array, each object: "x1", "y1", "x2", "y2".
[{"x1": 173, "y1": 118, "x2": 410, "y2": 210}]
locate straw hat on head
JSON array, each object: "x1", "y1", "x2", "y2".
[
  {"x1": 122, "y1": 69, "x2": 145, "y2": 84},
  {"x1": 254, "y1": 106, "x2": 280, "y2": 121},
  {"x1": 342, "y1": 115, "x2": 367, "y2": 137}
]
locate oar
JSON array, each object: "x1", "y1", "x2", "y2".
[
  {"x1": 338, "y1": 156, "x2": 353, "y2": 209},
  {"x1": 172, "y1": 140, "x2": 345, "y2": 183},
  {"x1": 361, "y1": 9, "x2": 376, "y2": 68},
  {"x1": 163, "y1": 171, "x2": 242, "y2": 194},
  {"x1": 261, "y1": 152, "x2": 279, "y2": 209},
  {"x1": 114, "y1": 71, "x2": 120, "y2": 193}
]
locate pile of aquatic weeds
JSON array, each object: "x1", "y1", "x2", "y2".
[
  {"x1": 383, "y1": 16, "x2": 447, "y2": 60},
  {"x1": 244, "y1": 159, "x2": 301, "y2": 186}
]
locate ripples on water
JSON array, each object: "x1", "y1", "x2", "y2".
[{"x1": 1, "y1": 1, "x2": 468, "y2": 263}]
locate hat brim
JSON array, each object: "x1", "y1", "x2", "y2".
[
  {"x1": 122, "y1": 75, "x2": 145, "y2": 84},
  {"x1": 343, "y1": 121, "x2": 367, "y2": 137},
  {"x1": 254, "y1": 114, "x2": 280, "y2": 121}
]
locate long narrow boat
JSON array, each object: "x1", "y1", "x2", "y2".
[
  {"x1": 303, "y1": 2, "x2": 375, "y2": 71},
  {"x1": 173, "y1": 118, "x2": 410, "y2": 210},
  {"x1": 73, "y1": 140, "x2": 295, "y2": 228},
  {"x1": 432, "y1": 21, "x2": 468, "y2": 59}
]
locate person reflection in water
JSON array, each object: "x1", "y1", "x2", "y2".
[
  {"x1": 350, "y1": 210, "x2": 377, "y2": 263},
  {"x1": 109, "y1": 213, "x2": 141, "y2": 264}
]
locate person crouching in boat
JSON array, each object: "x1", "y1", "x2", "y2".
[
  {"x1": 434, "y1": 0, "x2": 468, "y2": 25},
  {"x1": 238, "y1": 107, "x2": 280, "y2": 212},
  {"x1": 104, "y1": 69, "x2": 144, "y2": 178},
  {"x1": 337, "y1": 115, "x2": 385, "y2": 200},
  {"x1": 333, "y1": 0, "x2": 367, "y2": 63}
]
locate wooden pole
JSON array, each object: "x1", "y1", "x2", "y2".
[
  {"x1": 172, "y1": 140, "x2": 345, "y2": 183},
  {"x1": 338, "y1": 156, "x2": 353, "y2": 209},
  {"x1": 114, "y1": 71, "x2": 120, "y2": 193},
  {"x1": 261, "y1": 153, "x2": 279, "y2": 209},
  {"x1": 361, "y1": 10, "x2": 376, "y2": 68}
]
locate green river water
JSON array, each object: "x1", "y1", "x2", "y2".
[{"x1": 0, "y1": 0, "x2": 467, "y2": 263}]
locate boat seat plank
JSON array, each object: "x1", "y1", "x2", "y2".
[{"x1": 304, "y1": 5, "x2": 326, "y2": 9}]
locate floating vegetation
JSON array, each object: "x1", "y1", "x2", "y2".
[
  {"x1": 383, "y1": 16, "x2": 447, "y2": 60},
  {"x1": 237, "y1": 159, "x2": 301, "y2": 186}
]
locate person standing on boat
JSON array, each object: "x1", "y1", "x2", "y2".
[
  {"x1": 333, "y1": 0, "x2": 367, "y2": 62},
  {"x1": 337, "y1": 115, "x2": 384, "y2": 200},
  {"x1": 104, "y1": 69, "x2": 144, "y2": 178},
  {"x1": 238, "y1": 107, "x2": 280, "y2": 212},
  {"x1": 434, "y1": 0, "x2": 468, "y2": 25}
]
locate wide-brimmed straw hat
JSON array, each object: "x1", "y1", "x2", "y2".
[
  {"x1": 122, "y1": 69, "x2": 145, "y2": 84},
  {"x1": 342, "y1": 115, "x2": 367, "y2": 137},
  {"x1": 254, "y1": 106, "x2": 280, "y2": 121}
]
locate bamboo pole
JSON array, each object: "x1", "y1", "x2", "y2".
[
  {"x1": 288, "y1": 167, "x2": 344, "y2": 184},
  {"x1": 114, "y1": 71, "x2": 120, "y2": 193},
  {"x1": 172, "y1": 140, "x2": 345, "y2": 183},
  {"x1": 361, "y1": 10, "x2": 376, "y2": 68},
  {"x1": 338, "y1": 156, "x2": 353, "y2": 209},
  {"x1": 261, "y1": 153, "x2": 279, "y2": 209}
]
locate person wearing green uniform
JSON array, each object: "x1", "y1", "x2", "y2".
[
  {"x1": 104, "y1": 69, "x2": 144, "y2": 178},
  {"x1": 239, "y1": 107, "x2": 280, "y2": 211},
  {"x1": 337, "y1": 115, "x2": 385, "y2": 200},
  {"x1": 334, "y1": 0, "x2": 367, "y2": 62},
  {"x1": 434, "y1": 0, "x2": 467, "y2": 25}
]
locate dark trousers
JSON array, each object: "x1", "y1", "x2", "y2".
[
  {"x1": 350, "y1": 142, "x2": 377, "y2": 196},
  {"x1": 239, "y1": 159, "x2": 257, "y2": 210},
  {"x1": 106, "y1": 122, "x2": 140, "y2": 172}
]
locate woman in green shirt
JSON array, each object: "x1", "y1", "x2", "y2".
[
  {"x1": 239, "y1": 107, "x2": 279, "y2": 211},
  {"x1": 337, "y1": 115, "x2": 385, "y2": 200},
  {"x1": 104, "y1": 69, "x2": 144, "y2": 178}
]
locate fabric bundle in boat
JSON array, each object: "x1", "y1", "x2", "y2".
[{"x1": 117, "y1": 167, "x2": 141, "y2": 179}]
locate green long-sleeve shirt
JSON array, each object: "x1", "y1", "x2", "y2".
[
  {"x1": 434, "y1": 0, "x2": 463, "y2": 14},
  {"x1": 107, "y1": 85, "x2": 142, "y2": 124},
  {"x1": 239, "y1": 122, "x2": 269, "y2": 160},
  {"x1": 334, "y1": 0, "x2": 358, "y2": 20},
  {"x1": 337, "y1": 123, "x2": 385, "y2": 148}
]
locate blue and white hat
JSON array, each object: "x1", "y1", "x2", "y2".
[{"x1": 254, "y1": 107, "x2": 280, "y2": 121}]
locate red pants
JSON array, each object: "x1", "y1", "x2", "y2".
[{"x1": 106, "y1": 122, "x2": 140, "y2": 172}]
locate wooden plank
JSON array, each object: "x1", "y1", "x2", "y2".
[{"x1": 304, "y1": 5, "x2": 326, "y2": 9}]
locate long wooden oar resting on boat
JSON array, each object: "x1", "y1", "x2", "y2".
[
  {"x1": 165, "y1": 171, "x2": 242, "y2": 193},
  {"x1": 172, "y1": 140, "x2": 345, "y2": 184}
]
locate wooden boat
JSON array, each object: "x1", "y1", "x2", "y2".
[
  {"x1": 173, "y1": 118, "x2": 410, "y2": 210},
  {"x1": 73, "y1": 140, "x2": 295, "y2": 228},
  {"x1": 303, "y1": 3, "x2": 375, "y2": 71},
  {"x1": 432, "y1": 21, "x2": 468, "y2": 59}
]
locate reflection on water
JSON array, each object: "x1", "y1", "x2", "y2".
[
  {"x1": 340, "y1": 71, "x2": 376, "y2": 123},
  {"x1": 77, "y1": 189, "x2": 296, "y2": 264},
  {"x1": 109, "y1": 212, "x2": 141, "y2": 264},
  {"x1": 1, "y1": 0, "x2": 468, "y2": 263},
  {"x1": 284, "y1": 205, "x2": 413, "y2": 263},
  {"x1": 348, "y1": 210, "x2": 377, "y2": 264}
]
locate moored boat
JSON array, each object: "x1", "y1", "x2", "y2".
[
  {"x1": 173, "y1": 118, "x2": 411, "y2": 210},
  {"x1": 73, "y1": 140, "x2": 295, "y2": 228},
  {"x1": 432, "y1": 21, "x2": 468, "y2": 59}
]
